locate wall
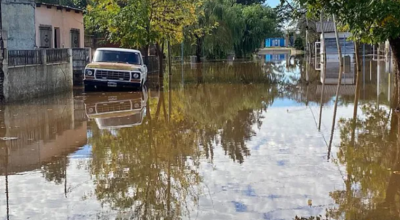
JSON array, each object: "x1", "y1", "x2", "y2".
[
  {"x1": 1, "y1": 0, "x2": 36, "y2": 50},
  {"x1": 35, "y1": 5, "x2": 84, "y2": 48},
  {"x1": 3, "y1": 50, "x2": 73, "y2": 102}
]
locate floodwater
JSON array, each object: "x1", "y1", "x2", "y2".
[{"x1": 0, "y1": 54, "x2": 399, "y2": 220}]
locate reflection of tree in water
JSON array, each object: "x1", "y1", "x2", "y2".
[
  {"x1": 41, "y1": 157, "x2": 67, "y2": 185},
  {"x1": 87, "y1": 62, "x2": 290, "y2": 217},
  {"x1": 294, "y1": 104, "x2": 400, "y2": 220},
  {"x1": 326, "y1": 104, "x2": 400, "y2": 220},
  {"x1": 181, "y1": 83, "x2": 271, "y2": 163},
  {"x1": 88, "y1": 89, "x2": 202, "y2": 219},
  {"x1": 221, "y1": 109, "x2": 258, "y2": 164}
]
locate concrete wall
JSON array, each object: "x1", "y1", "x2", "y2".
[
  {"x1": 35, "y1": 5, "x2": 84, "y2": 48},
  {"x1": 3, "y1": 49, "x2": 73, "y2": 102},
  {"x1": 1, "y1": 0, "x2": 36, "y2": 50}
]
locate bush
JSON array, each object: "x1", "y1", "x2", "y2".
[{"x1": 294, "y1": 37, "x2": 304, "y2": 50}]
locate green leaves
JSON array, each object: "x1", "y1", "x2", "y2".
[
  {"x1": 86, "y1": 0, "x2": 200, "y2": 48},
  {"x1": 297, "y1": 0, "x2": 400, "y2": 43}
]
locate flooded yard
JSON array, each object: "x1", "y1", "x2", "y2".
[{"x1": 0, "y1": 55, "x2": 398, "y2": 219}]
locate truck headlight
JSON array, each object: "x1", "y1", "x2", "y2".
[
  {"x1": 85, "y1": 69, "x2": 94, "y2": 76},
  {"x1": 132, "y1": 73, "x2": 140, "y2": 79}
]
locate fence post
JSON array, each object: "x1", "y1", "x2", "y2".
[
  {"x1": 0, "y1": 30, "x2": 8, "y2": 102},
  {"x1": 41, "y1": 49, "x2": 47, "y2": 65},
  {"x1": 68, "y1": 48, "x2": 72, "y2": 64}
]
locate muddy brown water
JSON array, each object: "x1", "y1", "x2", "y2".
[{"x1": 0, "y1": 55, "x2": 399, "y2": 219}]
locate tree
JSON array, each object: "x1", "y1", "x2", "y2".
[
  {"x1": 184, "y1": 0, "x2": 219, "y2": 62},
  {"x1": 294, "y1": 36, "x2": 304, "y2": 50},
  {"x1": 86, "y1": 0, "x2": 199, "y2": 72},
  {"x1": 182, "y1": 0, "x2": 281, "y2": 60}
]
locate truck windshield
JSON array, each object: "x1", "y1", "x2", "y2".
[{"x1": 93, "y1": 50, "x2": 141, "y2": 65}]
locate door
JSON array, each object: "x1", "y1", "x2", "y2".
[
  {"x1": 39, "y1": 26, "x2": 52, "y2": 48},
  {"x1": 54, "y1": 27, "x2": 60, "y2": 48}
]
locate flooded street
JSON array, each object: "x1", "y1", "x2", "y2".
[{"x1": 0, "y1": 56, "x2": 399, "y2": 219}]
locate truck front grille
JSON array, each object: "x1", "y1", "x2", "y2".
[
  {"x1": 95, "y1": 70, "x2": 130, "y2": 81},
  {"x1": 96, "y1": 101, "x2": 132, "y2": 113}
]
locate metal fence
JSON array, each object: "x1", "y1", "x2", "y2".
[
  {"x1": 46, "y1": 49, "x2": 69, "y2": 64},
  {"x1": 8, "y1": 50, "x2": 42, "y2": 66},
  {"x1": 144, "y1": 55, "x2": 159, "y2": 73},
  {"x1": 72, "y1": 48, "x2": 90, "y2": 86},
  {"x1": 72, "y1": 48, "x2": 90, "y2": 71}
]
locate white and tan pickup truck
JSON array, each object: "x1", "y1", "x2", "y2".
[{"x1": 84, "y1": 48, "x2": 148, "y2": 90}]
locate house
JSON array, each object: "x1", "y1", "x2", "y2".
[
  {"x1": 265, "y1": 38, "x2": 286, "y2": 47},
  {"x1": 35, "y1": 2, "x2": 84, "y2": 48},
  {"x1": 316, "y1": 21, "x2": 354, "y2": 60},
  {"x1": 0, "y1": 0, "x2": 84, "y2": 50}
]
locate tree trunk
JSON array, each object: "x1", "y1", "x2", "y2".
[
  {"x1": 156, "y1": 42, "x2": 164, "y2": 77},
  {"x1": 389, "y1": 37, "x2": 400, "y2": 107},
  {"x1": 195, "y1": 36, "x2": 203, "y2": 63},
  {"x1": 168, "y1": 40, "x2": 172, "y2": 76}
]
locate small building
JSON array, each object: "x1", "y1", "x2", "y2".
[
  {"x1": 316, "y1": 21, "x2": 354, "y2": 60},
  {"x1": 265, "y1": 38, "x2": 286, "y2": 48},
  {"x1": 35, "y1": 2, "x2": 84, "y2": 48},
  {"x1": 0, "y1": 0, "x2": 84, "y2": 50}
]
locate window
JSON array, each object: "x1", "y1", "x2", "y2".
[
  {"x1": 70, "y1": 29, "x2": 80, "y2": 48},
  {"x1": 93, "y1": 50, "x2": 141, "y2": 65},
  {"x1": 39, "y1": 26, "x2": 52, "y2": 48}
]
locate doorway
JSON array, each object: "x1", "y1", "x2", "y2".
[{"x1": 54, "y1": 27, "x2": 60, "y2": 48}]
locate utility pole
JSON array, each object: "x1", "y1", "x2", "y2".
[{"x1": 0, "y1": 0, "x2": 4, "y2": 103}]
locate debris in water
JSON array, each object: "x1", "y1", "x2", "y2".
[{"x1": 0, "y1": 137, "x2": 18, "y2": 141}]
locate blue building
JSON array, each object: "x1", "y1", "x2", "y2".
[
  {"x1": 265, "y1": 54, "x2": 286, "y2": 62},
  {"x1": 265, "y1": 38, "x2": 286, "y2": 47}
]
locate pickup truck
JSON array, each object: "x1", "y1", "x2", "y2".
[{"x1": 84, "y1": 48, "x2": 148, "y2": 90}]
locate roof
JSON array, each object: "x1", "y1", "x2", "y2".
[
  {"x1": 36, "y1": 2, "x2": 83, "y2": 13},
  {"x1": 316, "y1": 21, "x2": 336, "y2": 33},
  {"x1": 96, "y1": 48, "x2": 142, "y2": 54}
]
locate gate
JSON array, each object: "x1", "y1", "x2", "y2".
[{"x1": 72, "y1": 48, "x2": 90, "y2": 86}]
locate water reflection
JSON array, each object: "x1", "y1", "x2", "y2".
[
  {"x1": 83, "y1": 88, "x2": 148, "y2": 130},
  {"x1": 0, "y1": 93, "x2": 87, "y2": 175},
  {"x1": 1, "y1": 55, "x2": 399, "y2": 219}
]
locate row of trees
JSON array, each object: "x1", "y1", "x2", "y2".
[{"x1": 85, "y1": 0, "x2": 283, "y2": 62}]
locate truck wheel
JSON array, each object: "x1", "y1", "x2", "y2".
[{"x1": 84, "y1": 85, "x2": 95, "y2": 92}]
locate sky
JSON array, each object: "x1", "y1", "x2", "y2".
[{"x1": 266, "y1": 0, "x2": 281, "y2": 7}]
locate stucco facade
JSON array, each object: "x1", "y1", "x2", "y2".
[
  {"x1": 35, "y1": 4, "x2": 84, "y2": 48},
  {"x1": 1, "y1": 0, "x2": 36, "y2": 50}
]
